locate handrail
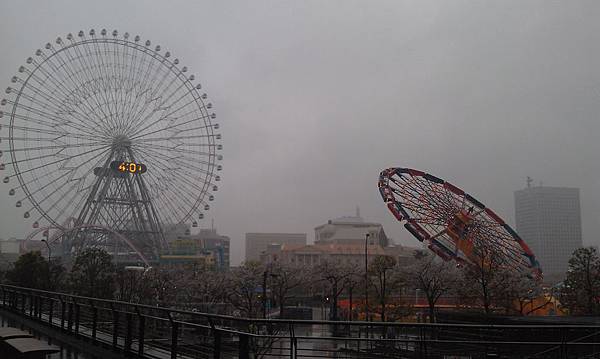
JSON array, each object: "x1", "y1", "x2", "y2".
[
  {"x1": 2, "y1": 284, "x2": 600, "y2": 359},
  {"x1": 1, "y1": 284, "x2": 599, "y2": 330}
]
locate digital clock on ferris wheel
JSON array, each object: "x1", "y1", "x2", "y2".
[{"x1": 109, "y1": 161, "x2": 147, "y2": 174}]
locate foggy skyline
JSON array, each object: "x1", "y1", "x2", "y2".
[{"x1": 1, "y1": 1, "x2": 599, "y2": 265}]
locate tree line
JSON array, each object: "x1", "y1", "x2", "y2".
[{"x1": 1, "y1": 245, "x2": 596, "y2": 320}]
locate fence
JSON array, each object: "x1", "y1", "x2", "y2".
[{"x1": 1, "y1": 284, "x2": 600, "y2": 358}]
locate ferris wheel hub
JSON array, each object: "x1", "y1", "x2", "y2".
[{"x1": 111, "y1": 135, "x2": 132, "y2": 149}]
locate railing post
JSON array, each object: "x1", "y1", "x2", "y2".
[
  {"x1": 1, "y1": 287, "x2": 5, "y2": 307},
  {"x1": 67, "y1": 302, "x2": 73, "y2": 333},
  {"x1": 125, "y1": 312, "x2": 132, "y2": 354},
  {"x1": 208, "y1": 317, "x2": 221, "y2": 359},
  {"x1": 170, "y1": 320, "x2": 179, "y2": 359},
  {"x1": 418, "y1": 326, "x2": 424, "y2": 359},
  {"x1": 60, "y1": 299, "x2": 66, "y2": 330},
  {"x1": 21, "y1": 293, "x2": 26, "y2": 313},
  {"x1": 289, "y1": 323, "x2": 296, "y2": 359},
  {"x1": 91, "y1": 303, "x2": 98, "y2": 342},
  {"x1": 137, "y1": 311, "x2": 145, "y2": 357},
  {"x1": 74, "y1": 301, "x2": 80, "y2": 334},
  {"x1": 112, "y1": 305, "x2": 119, "y2": 351},
  {"x1": 239, "y1": 333, "x2": 249, "y2": 359},
  {"x1": 28, "y1": 292, "x2": 33, "y2": 316},
  {"x1": 213, "y1": 329, "x2": 221, "y2": 359},
  {"x1": 38, "y1": 296, "x2": 43, "y2": 320},
  {"x1": 48, "y1": 299, "x2": 54, "y2": 325}
]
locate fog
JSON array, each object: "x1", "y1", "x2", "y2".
[{"x1": 1, "y1": 1, "x2": 599, "y2": 265}]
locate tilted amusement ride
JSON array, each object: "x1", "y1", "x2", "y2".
[
  {"x1": 0, "y1": 29, "x2": 222, "y2": 265},
  {"x1": 379, "y1": 167, "x2": 541, "y2": 278}
]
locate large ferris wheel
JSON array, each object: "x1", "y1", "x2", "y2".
[{"x1": 0, "y1": 29, "x2": 222, "y2": 262}]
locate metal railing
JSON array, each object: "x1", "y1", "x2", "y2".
[{"x1": 1, "y1": 284, "x2": 600, "y2": 358}]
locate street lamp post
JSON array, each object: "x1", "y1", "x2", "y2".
[
  {"x1": 262, "y1": 269, "x2": 268, "y2": 319},
  {"x1": 365, "y1": 233, "x2": 370, "y2": 322},
  {"x1": 41, "y1": 239, "x2": 51, "y2": 262}
]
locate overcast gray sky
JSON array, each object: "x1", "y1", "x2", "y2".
[{"x1": 1, "y1": 1, "x2": 599, "y2": 265}]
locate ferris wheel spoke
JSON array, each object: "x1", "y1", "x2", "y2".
[
  {"x1": 128, "y1": 105, "x2": 199, "y2": 137},
  {"x1": 9, "y1": 89, "x2": 107, "y2": 138},
  {"x1": 123, "y1": 59, "x2": 178, "y2": 134},
  {"x1": 34, "y1": 50, "x2": 114, "y2": 133},
  {"x1": 74, "y1": 41, "x2": 119, "y2": 130},
  {"x1": 6, "y1": 145, "x2": 110, "y2": 178},
  {"x1": 20, "y1": 66, "x2": 82, "y2": 112},
  {"x1": 110, "y1": 51, "x2": 154, "y2": 133},
  {"x1": 20, "y1": 170, "x2": 84, "y2": 207},
  {"x1": 88, "y1": 38, "x2": 119, "y2": 126},
  {"x1": 7, "y1": 166, "x2": 83, "y2": 202},
  {"x1": 134, "y1": 132, "x2": 216, "y2": 143},
  {"x1": 133, "y1": 150, "x2": 216, "y2": 192},
  {"x1": 26, "y1": 53, "x2": 99, "y2": 119},
  {"x1": 133, "y1": 148, "x2": 213, "y2": 195},
  {"x1": 9, "y1": 100, "x2": 105, "y2": 139},
  {"x1": 415, "y1": 180, "x2": 456, "y2": 220},
  {"x1": 8, "y1": 141, "x2": 109, "y2": 154},
  {"x1": 118, "y1": 45, "x2": 155, "y2": 130},
  {"x1": 135, "y1": 141, "x2": 212, "y2": 157},
  {"x1": 46, "y1": 179, "x2": 92, "y2": 227},
  {"x1": 143, "y1": 174, "x2": 192, "y2": 223},
  {"x1": 140, "y1": 149, "x2": 214, "y2": 176},
  {"x1": 100, "y1": 40, "x2": 121, "y2": 119},
  {"x1": 8, "y1": 124, "x2": 106, "y2": 143},
  {"x1": 126, "y1": 80, "x2": 197, "y2": 138},
  {"x1": 130, "y1": 114, "x2": 213, "y2": 141},
  {"x1": 5, "y1": 142, "x2": 109, "y2": 167},
  {"x1": 133, "y1": 150, "x2": 208, "y2": 217},
  {"x1": 113, "y1": 44, "x2": 143, "y2": 133},
  {"x1": 64, "y1": 43, "x2": 116, "y2": 127}
]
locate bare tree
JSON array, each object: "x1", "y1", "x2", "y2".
[
  {"x1": 369, "y1": 255, "x2": 400, "y2": 322},
  {"x1": 560, "y1": 247, "x2": 600, "y2": 315},
  {"x1": 410, "y1": 252, "x2": 457, "y2": 322},
  {"x1": 313, "y1": 259, "x2": 355, "y2": 321},
  {"x1": 268, "y1": 262, "x2": 305, "y2": 318},
  {"x1": 147, "y1": 267, "x2": 179, "y2": 307},
  {"x1": 344, "y1": 274, "x2": 361, "y2": 321},
  {"x1": 114, "y1": 268, "x2": 153, "y2": 304},
  {"x1": 224, "y1": 261, "x2": 264, "y2": 318},
  {"x1": 493, "y1": 268, "x2": 552, "y2": 316},
  {"x1": 460, "y1": 243, "x2": 504, "y2": 315}
]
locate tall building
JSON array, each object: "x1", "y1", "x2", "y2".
[
  {"x1": 514, "y1": 185, "x2": 582, "y2": 280},
  {"x1": 245, "y1": 233, "x2": 307, "y2": 263}
]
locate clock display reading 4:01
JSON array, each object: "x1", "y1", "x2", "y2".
[{"x1": 110, "y1": 161, "x2": 147, "y2": 174}]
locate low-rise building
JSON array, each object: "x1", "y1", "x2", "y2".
[
  {"x1": 245, "y1": 233, "x2": 307, "y2": 263},
  {"x1": 314, "y1": 213, "x2": 390, "y2": 247},
  {"x1": 162, "y1": 226, "x2": 230, "y2": 269},
  {"x1": 262, "y1": 242, "x2": 418, "y2": 268}
]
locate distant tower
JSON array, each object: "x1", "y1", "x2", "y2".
[
  {"x1": 514, "y1": 185, "x2": 582, "y2": 281},
  {"x1": 356, "y1": 206, "x2": 361, "y2": 218}
]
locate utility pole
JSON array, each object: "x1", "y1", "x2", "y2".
[
  {"x1": 365, "y1": 233, "x2": 370, "y2": 322},
  {"x1": 262, "y1": 269, "x2": 268, "y2": 319}
]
